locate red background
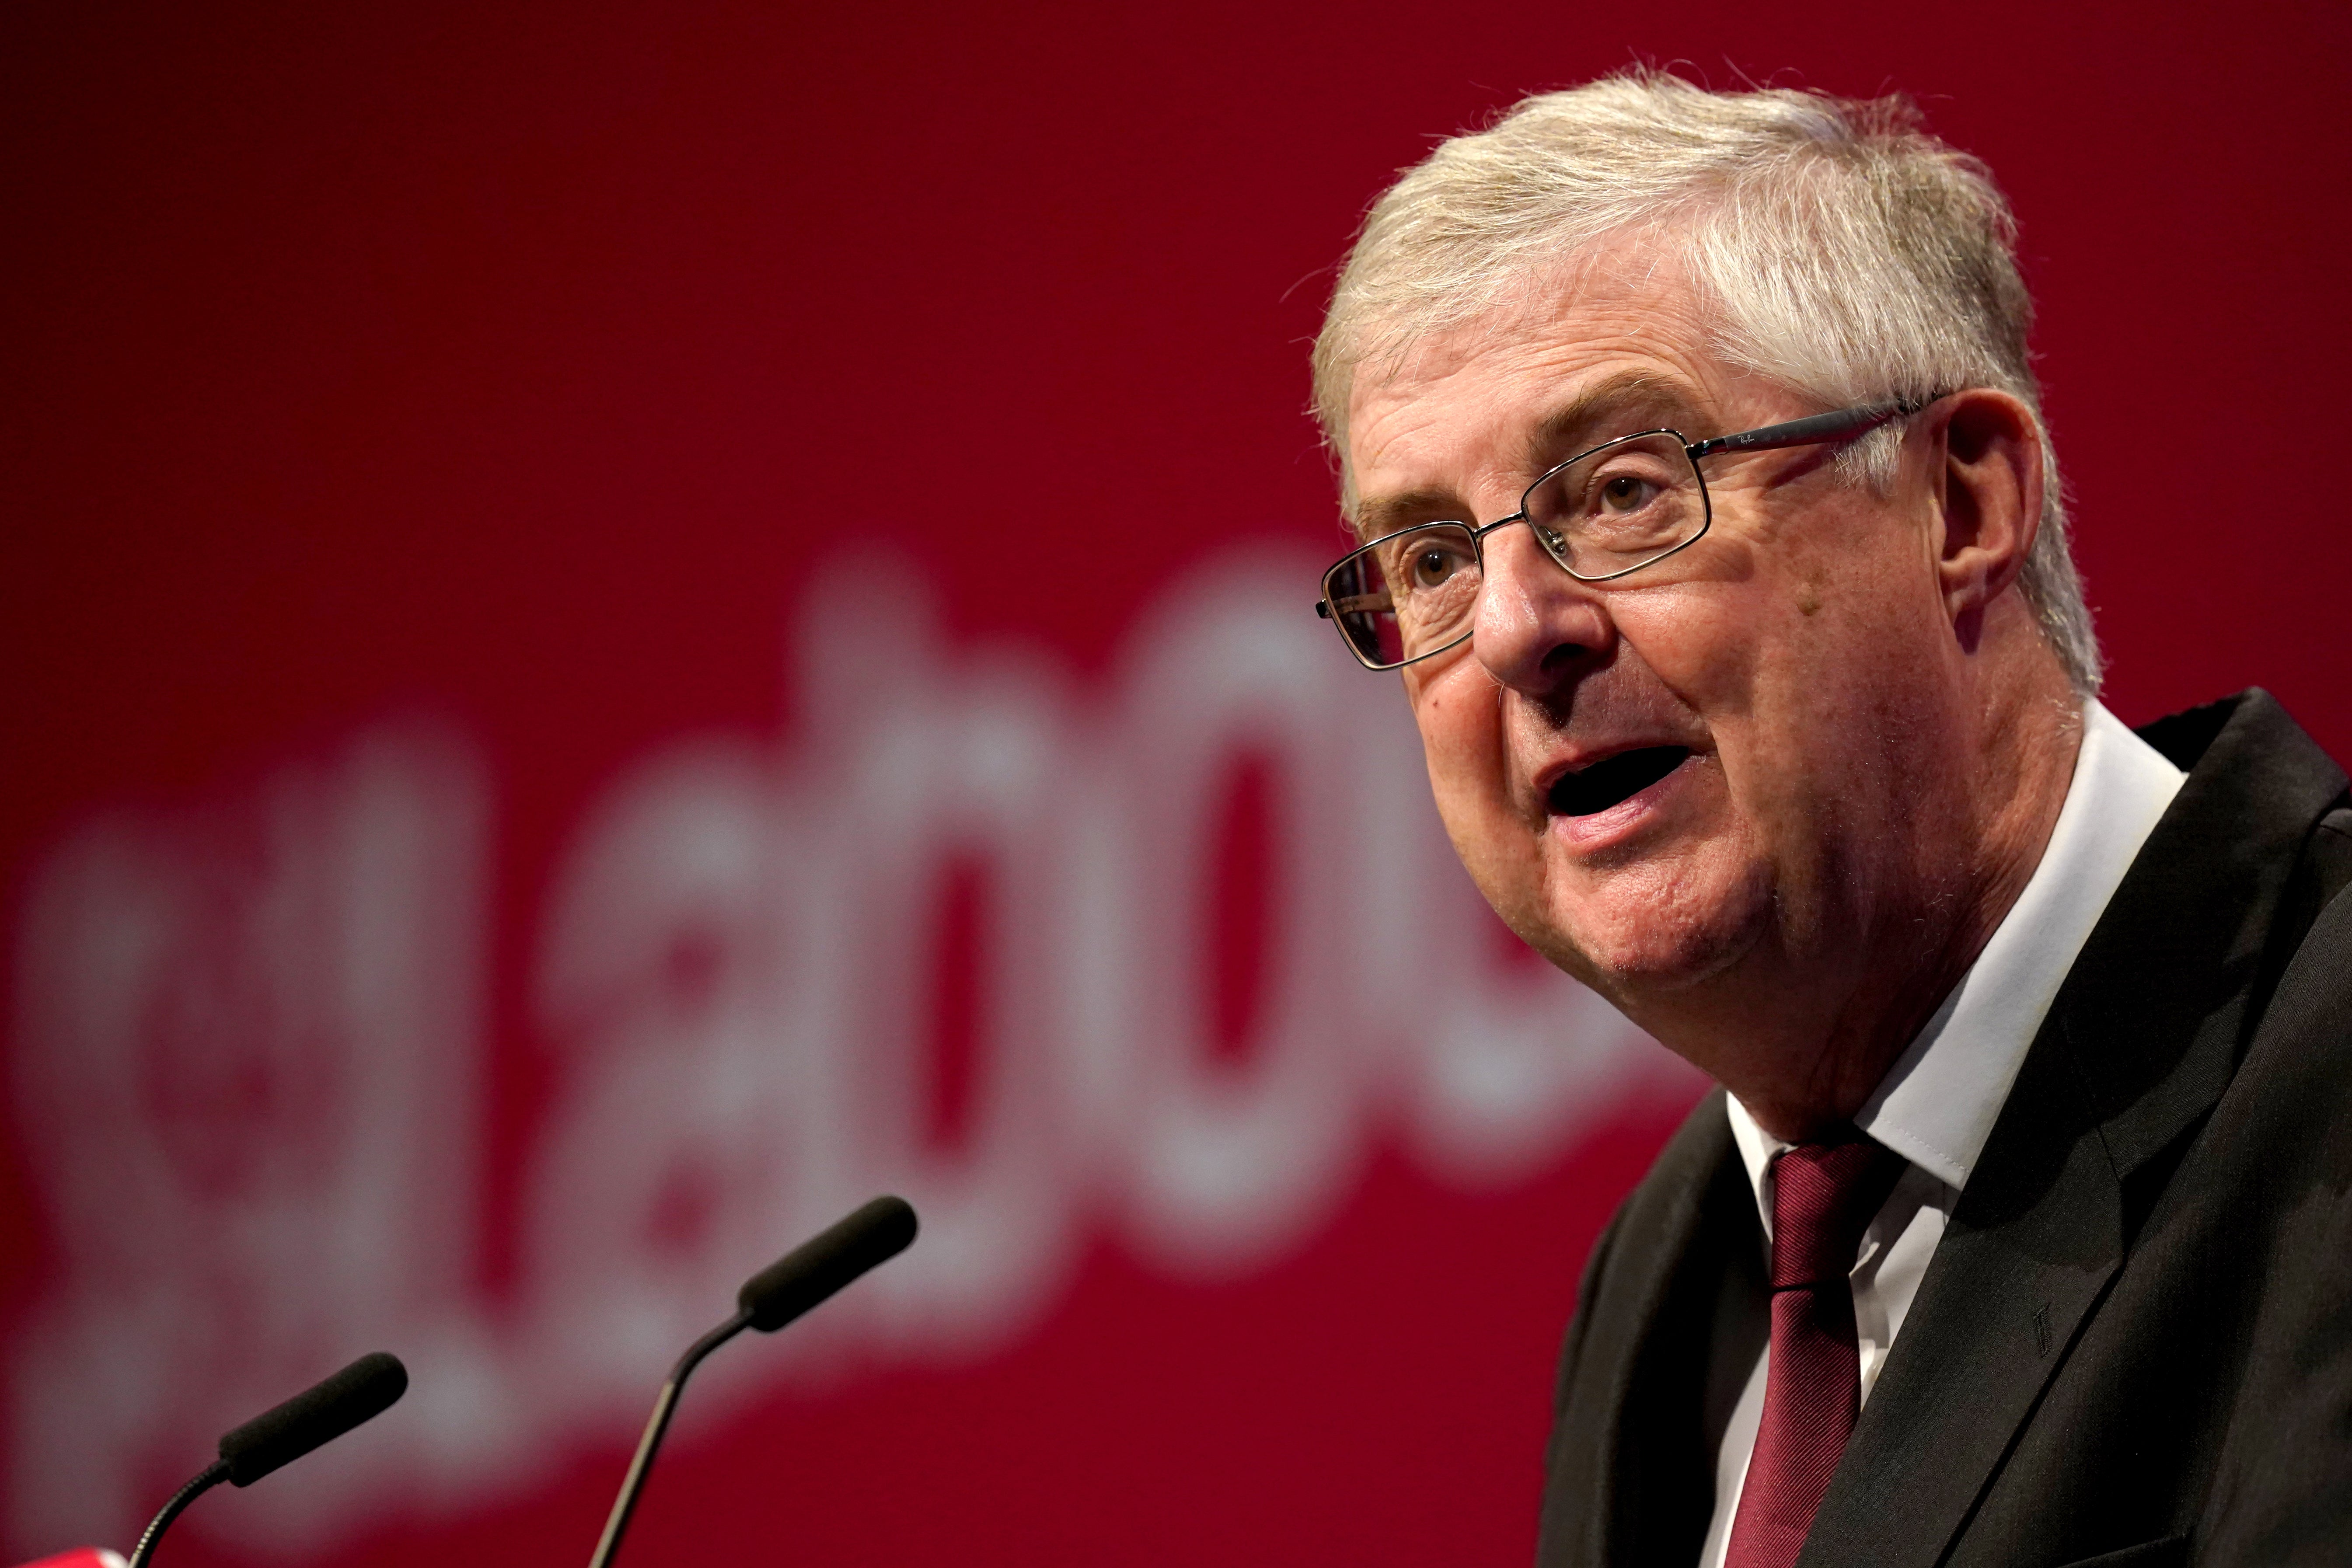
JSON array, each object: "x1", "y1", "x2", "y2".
[{"x1": 5, "y1": 2, "x2": 2350, "y2": 1565}]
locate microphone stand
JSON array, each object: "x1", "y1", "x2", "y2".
[
  {"x1": 126, "y1": 1461, "x2": 228, "y2": 1568},
  {"x1": 579, "y1": 1194, "x2": 916, "y2": 1568},
  {"x1": 586, "y1": 1308, "x2": 752, "y2": 1568}
]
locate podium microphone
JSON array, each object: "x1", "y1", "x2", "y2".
[
  {"x1": 586, "y1": 1195, "x2": 919, "y2": 1568},
  {"x1": 126, "y1": 1351, "x2": 408, "y2": 1568}
]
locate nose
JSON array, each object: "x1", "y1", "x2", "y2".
[{"x1": 1472, "y1": 520, "x2": 1616, "y2": 696}]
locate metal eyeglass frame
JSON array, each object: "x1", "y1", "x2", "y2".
[{"x1": 1314, "y1": 396, "x2": 1933, "y2": 671}]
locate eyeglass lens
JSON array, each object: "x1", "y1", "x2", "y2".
[
  {"x1": 1323, "y1": 523, "x2": 1481, "y2": 669},
  {"x1": 1323, "y1": 431, "x2": 1707, "y2": 669}
]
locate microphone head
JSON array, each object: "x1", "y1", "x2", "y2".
[
  {"x1": 737, "y1": 1195, "x2": 918, "y2": 1333},
  {"x1": 217, "y1": 1352, "x2": 408, "y2": 1487}
]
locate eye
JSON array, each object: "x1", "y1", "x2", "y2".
[
  {"x1": 1410, "y1": 544, "x2": 1467, "y2": 588},
  {"x1": 1598, "y1": 474, "x2": 1657, "y2": 512}
]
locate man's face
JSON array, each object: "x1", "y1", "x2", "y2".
[{"x1": 1346, "y1": 241, "x2": 1968, "y2": 1013}]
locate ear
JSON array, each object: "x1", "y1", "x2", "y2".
[{"x1": 1923, "y1": 388, "x2": 2044, "y2": 640}]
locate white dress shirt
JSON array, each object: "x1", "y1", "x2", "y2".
[{"x1": 1695, "y1": 701, "x2": 2186, "y2": 1568}]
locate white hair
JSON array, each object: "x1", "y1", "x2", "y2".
[{"x1": 1312, "y1": 70, "x2": 2101, "y2": 694}]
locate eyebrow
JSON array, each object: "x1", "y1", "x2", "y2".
[
  {"x1": 1350, "y1": 369, "x2": 1708, "y2": 542},
  {"x1": 1520, "y1": 370, "x2": 1699, "y2": 474}
]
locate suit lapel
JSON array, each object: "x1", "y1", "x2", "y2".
[
  {"x1": 1797, "y1": 1021, "x2": 2124, "y2": 1568},
  {"x1": 1541, "y1": 1091, "x2": 1756, "y2": 1568},
  {"x1": 1799, "y1": 691, "x2": 2348, "y2": 1567}
]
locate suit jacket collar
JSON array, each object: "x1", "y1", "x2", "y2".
[{"x1": 1798, "y1": 690, "x2": 2348, "y2": 1567}]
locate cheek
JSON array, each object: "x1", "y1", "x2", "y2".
[
  {"x1": 1609, "y1": 580, "x2": 1765, "y2": 735},
  {"x1": 1639, "y1": 524, "x2": 1943, "y2": 849},
  {"x1": 1631, "y1": 490, "x2": 1935, "y2": 703},
  {"x1": 1408, "y1": 666, "x2": 1517, "y2": 833},
  {"x1": 1750, "y1": 547, "x2": 1945, "y2": 748}
]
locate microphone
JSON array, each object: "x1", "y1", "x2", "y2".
[
  {"x1": 126, "y1": 1351, "x2": 407, "y2": 1568},
  {"x1": 586, "y1": 1195, "x2": 918, "y2": 1568}
]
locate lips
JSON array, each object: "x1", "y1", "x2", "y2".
[{"x1": 1546, "y1": 746, "x2": 1692, "y2": 817}]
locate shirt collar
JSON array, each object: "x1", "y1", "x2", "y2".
[{"x1": 1728, "y1": 699, "x2": 2185, "y2": 1205}]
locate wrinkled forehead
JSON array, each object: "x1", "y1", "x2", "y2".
[{"x1": 1340, "y1": 241, "x2": 1732, "y2": 535}]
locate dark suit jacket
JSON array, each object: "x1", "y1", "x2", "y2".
[{"x1": 1535, "y1": 691, "x2": 2352, "y2": 1568}]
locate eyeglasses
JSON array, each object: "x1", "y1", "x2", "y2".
[{"x1": 1314, "y1": 398, "x2": 1929, "y2": 671}]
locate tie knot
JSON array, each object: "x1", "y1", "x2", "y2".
[{"x1": 1768, "y1": 1137, "x2": 1902, "y2": 1291}]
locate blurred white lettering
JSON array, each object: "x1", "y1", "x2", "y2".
[
  {"x1": 7, "y1": 551, "x2": 1656, "y2": 1557},
  {"x1": 9, "y1": 725, "x2": 496, "y2": 1551}
]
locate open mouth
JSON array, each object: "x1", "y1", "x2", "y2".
[{"x1": 1547, "y1": 746, "x2": 1692, "y2": 818}]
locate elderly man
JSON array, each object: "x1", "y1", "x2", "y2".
[{"x1": 1309, "y1": 74, "x2": 2352, "y2": 1568}]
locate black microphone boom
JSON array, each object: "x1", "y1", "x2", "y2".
[
  {"x1": 586, "y1": 1195, "x2": 918, "y2": 1568},
  {"x1": 126, "y1": 1351, "x2": 408, "y2": 1568},
  {"x1": 219, "y1": 1350, "x2": 409, "y2": 1485},
  {"x1": 739, "y1": 1193, "x2": 920, "y2": 1331}
]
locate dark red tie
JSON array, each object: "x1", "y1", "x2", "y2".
[{"x1": 1723, "y1": 1136, "x2": 1904, "y2": 1568}]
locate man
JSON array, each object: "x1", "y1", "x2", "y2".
[{"x1": 1308, "y1": 73, "x2": 2352, "y2": 1567}]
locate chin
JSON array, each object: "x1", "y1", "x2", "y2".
[{"x1": 1525, "y1": 847, "x2": 1772, "y2": 1001}]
